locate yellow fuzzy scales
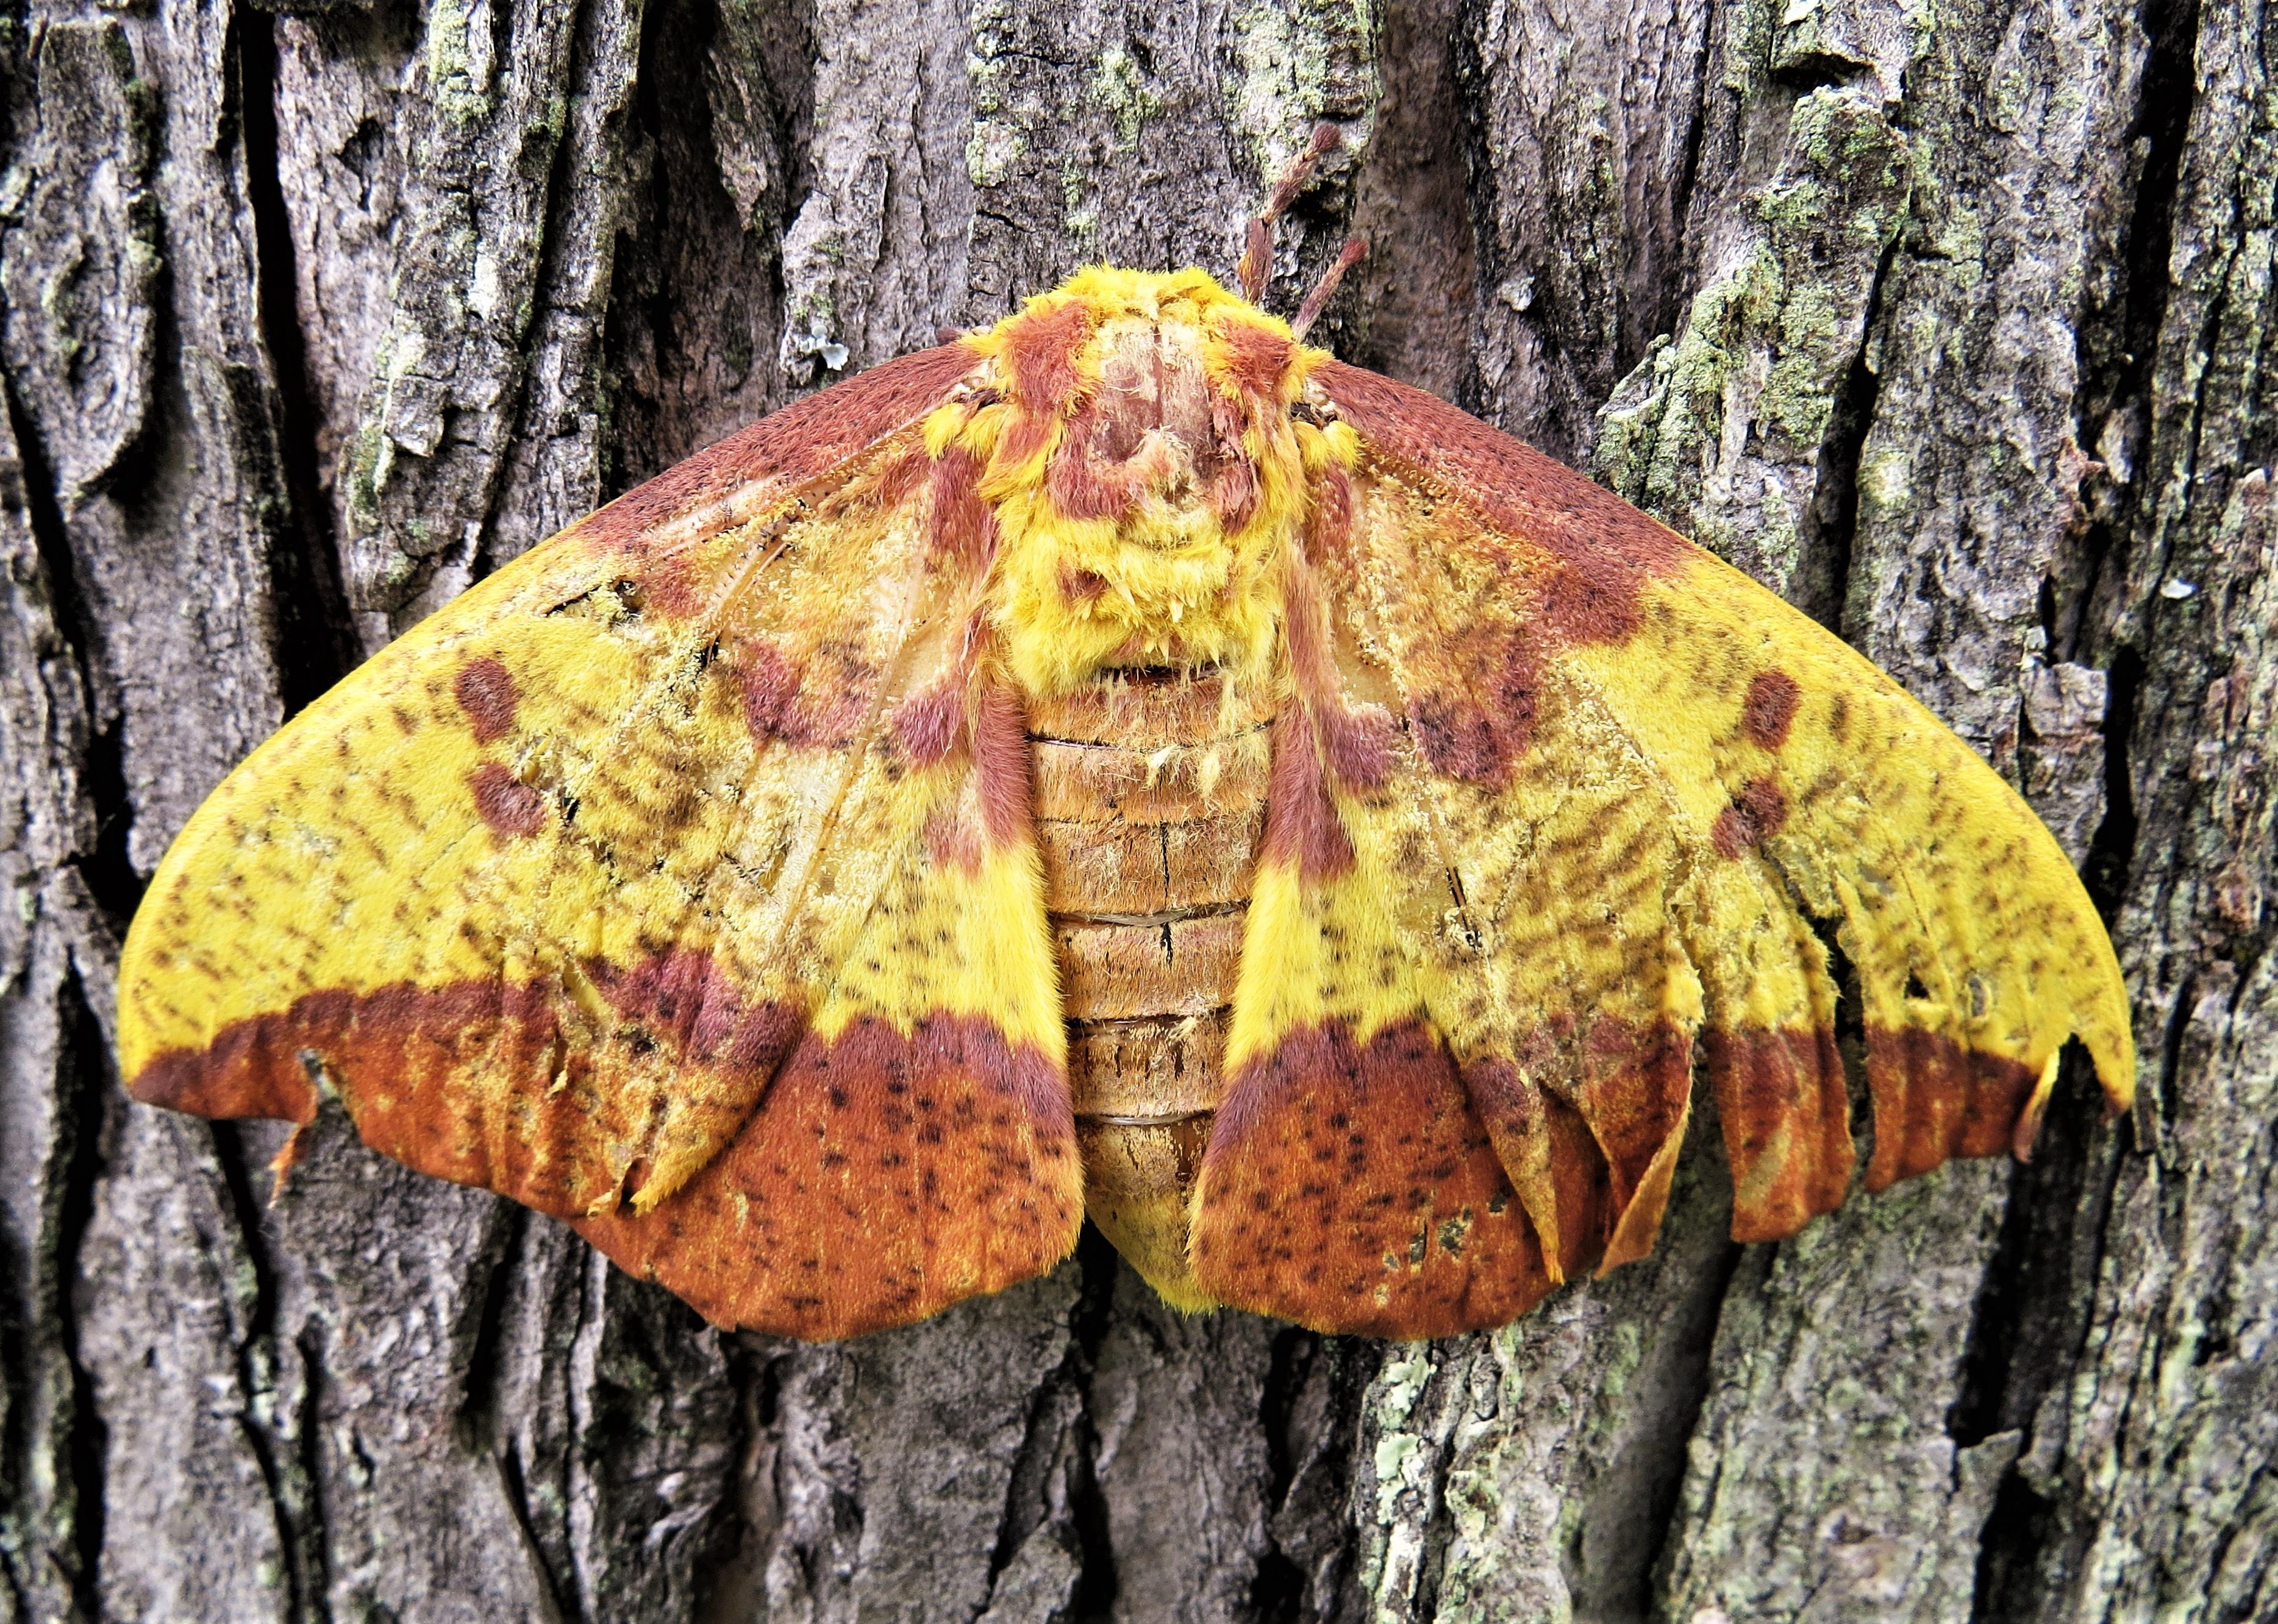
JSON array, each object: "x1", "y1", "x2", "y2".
[
  {"x1": 118, "y1": 267, "x2": 2133, "y2": 1341},
  {"x1": 949, "y1": 268, "x2": 1319, "y2": 695}
]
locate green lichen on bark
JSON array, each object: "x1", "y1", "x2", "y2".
[
  {"x1": 422, "y1": 0, "x2": 494, "y2": 128},
  {"x1": 1594, "y1": 84, "x2": 1910, "y2": 604},
  {"x1": 1088, "y1": 43, "x2": 1163, "y2": 153},
  {"x1": 965, "y1": 0, "x2": 1026, "y2": 189}
]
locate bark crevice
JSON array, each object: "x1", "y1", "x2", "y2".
[
  {"x1": 1, "y1": 377, "x2": 138, "y2": 939},
  {"x1": 235, "y1": 8, "x2": 355, "y2": 718},
  {"x1": 977, "y1": 1227, "x2": 1120, "y2": 1623},
  {"x1": 48, "y1": 968, "x2": 112, "y2": 1624},
  {"x1": 209, "y1": 1119, "x2": 317, "y2": 1624},
  {"x1": 1813, "y1": 232, "x2": 1898, "y2": 638}
]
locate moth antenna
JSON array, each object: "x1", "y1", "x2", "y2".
[
  {"x1": 1237, "y1": 218, "x2": 1273, "y2": 305},
  {"x1": 1237, "y1": 123, "x2": 1343, "y2": 305},
  {"x1": 1290, "y1": 237, "x2": 1369, "y2": 340},
  {"x1": 1268, "y1": 124, "x2": 1343, "y2": 220}
]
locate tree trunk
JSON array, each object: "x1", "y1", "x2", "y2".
[{"x1": 2, "y1": 0, "x2": 2268, "y2": 1617}]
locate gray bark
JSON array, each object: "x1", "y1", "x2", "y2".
[{"x1": 1, "y1": 0, "x2": 2268, "y2": 1617}]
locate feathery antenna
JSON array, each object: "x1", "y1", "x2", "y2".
[
  {"x1": 1291, "y1": 237, "x2": 1368, "y2": 340},
  {"x1": 1237, "y1": 124, "x2": 1343, "y2": 305}
]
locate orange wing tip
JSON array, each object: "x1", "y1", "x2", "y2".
[
  {"x1": 129, "y1": 1019, "x2": 328, "y2": 1203},
  {"x1": 1597, "y1": 1087, "x2": 1691, "y2": 1275},
  {"x1": 1695, "y1": 1019, "x2": 2130, "y2": 1243},
  {"x1": 1702, "y1": 1024, "x2": 1854, "y2": 1245},
  {"x1": 155, "y1": 996, "x2": 1086, "y2": 1341},
  {"x1": 126, "y1": 1020, "x2": 322, "y2": 1129},
  {"x1": 129, "y1": 971, "x2": 813, "y2": 1222},
  {"x1": 1862, "y1": 1027, "x2": 2069, "y2": 1194}
]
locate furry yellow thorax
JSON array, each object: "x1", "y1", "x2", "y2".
[{"x1": 930, "y1": 267, "x2": 1355, "y2": 696}]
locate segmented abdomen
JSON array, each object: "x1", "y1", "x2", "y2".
[{"x1": 1029, "y1": 671, "x2": 1273, "y2": 1303}]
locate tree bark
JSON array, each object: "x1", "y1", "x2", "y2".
[{"x1": 2, "y1": 0, "x2": 2268, "y2": 1617}]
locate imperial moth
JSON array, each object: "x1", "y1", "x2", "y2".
[{"x1": 116, "y1": 262, "x2": 2134, "y2": 1342}]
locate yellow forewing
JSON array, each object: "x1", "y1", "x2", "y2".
[
  {"x1": 1191, "y1": 361, "x2": 2134, "y2": 1337},
  {"x1": 118, "y1": 347, "x2": 1084, "y2": 1339},
  {"x1": 1574, "y1": 556, "x2": 2134, "y2": 1185}
]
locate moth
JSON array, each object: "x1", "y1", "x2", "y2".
[{"x1": 117, "y1": 209, "x2": 2133, "y2": 1341}]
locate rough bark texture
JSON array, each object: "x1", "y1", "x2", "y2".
[{"x1": 1, "y1": 0, "x2": 2268, "y2": 1617}]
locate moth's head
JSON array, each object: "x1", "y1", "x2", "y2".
[
  {"x1": 946, "y1": 266, "x2": 1348, "y2": 693},
  {"x1": 960, "y1": 266, "x2": 1323, "y2": 529}
]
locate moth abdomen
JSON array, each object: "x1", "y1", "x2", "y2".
[{"x1": 1031, "y1": 668, "x2": 1273, "y2": 1306}]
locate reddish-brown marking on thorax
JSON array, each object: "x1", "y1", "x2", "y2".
[
  {"x1": 1214, "y1": 322, "x2": 1295, "y2": 404},
  {"x1": 928, "y1": 447, "x2": 997, "y2": 568},
  {"x1": 1003, "y1": 297, "x2": 1095, "y2": 410},
  {"x1": 1047, "y1": 319, "x2": 1257, "y2": 527}
]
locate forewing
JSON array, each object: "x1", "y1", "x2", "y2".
[
  {"x1": 119, "y1": 346, "x2": 1082, "y2": 1339},
  {"x1": 1193, "y1": 364, "x2": 2133, "y2": 1339}
]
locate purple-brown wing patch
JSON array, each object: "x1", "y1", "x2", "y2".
[
  {"x1": 1314, "y1": 360, "x2": 1688, "y2": 632},
  {"x1": 577, "y1": 343, "x2": 980, "y2": 551}
]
